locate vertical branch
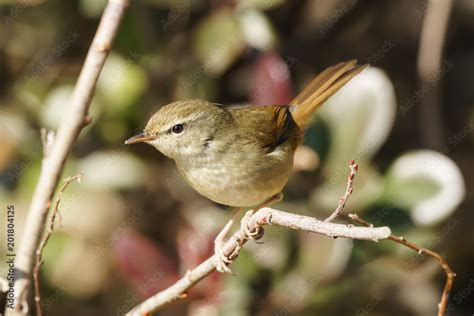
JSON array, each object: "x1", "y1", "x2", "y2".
[
  {"x1": 8, "y1": 1, "x2": 130, "y2": 314},
  {"x1": 417, "y1": 0, "x2": 454, "y2": 149},
  {"x1": 325, "y1": 160, "x2": 358, "y2": 222}
]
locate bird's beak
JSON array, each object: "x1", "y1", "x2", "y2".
[{"x1": 125, "y1": 133, "x2": 154, "y2": 145}]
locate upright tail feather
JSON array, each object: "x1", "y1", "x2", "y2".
[{"x1": 290, "y1": 60, "x2": 368, "y2": 129}]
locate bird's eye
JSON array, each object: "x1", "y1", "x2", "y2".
[{"x1": 172, "y1": 124, "x2": 184, "y2": 134}]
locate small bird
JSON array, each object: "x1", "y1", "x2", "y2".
[{"x1": 126, "y1": 60, "x2": 367, "y2": 271}]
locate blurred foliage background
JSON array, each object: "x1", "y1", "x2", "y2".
[{"x1": 1, "y1": 0, "x2": 474, "y2": 315}]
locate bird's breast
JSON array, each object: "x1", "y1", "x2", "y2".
[{"x1": 175, "y1": 146, "x2": 293, "y2": 207}]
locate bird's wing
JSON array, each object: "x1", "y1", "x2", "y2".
[{"x1": 229, "y1": 105, "x2": 300, "y2": 152}]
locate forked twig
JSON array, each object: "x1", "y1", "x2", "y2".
[
  {"x1": 32, "y1": 173, "x2": 83, "y2": 316},
  {"x1": 348, "y1": 213, "x2": 456, "y2": 316}
]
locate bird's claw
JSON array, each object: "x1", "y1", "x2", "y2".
[
  {"x1": 214, "y1": 239, "x2": 234, "y2": 274},
  {"x1": 241, "y1": 210, "x2": 261, "y2": 239}
]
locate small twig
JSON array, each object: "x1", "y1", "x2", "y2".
[
  {"x1": 348, "y1": 213, "x2": 456, "y2": 316},
  {"x1": 32, "y1": 173, "x2": 83, "y2": 316},
  {"x1": 82, "y1": 115, "x2": 93, "y2": 128},
  {"x1": 127, "y1": 208, "x2": 391, "y2": 315},
  {"x1": 325, "y1": 160, "x2": 358, "y2": 222}
]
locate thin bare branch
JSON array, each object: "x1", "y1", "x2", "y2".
[
  {"x1": 325, "y1": 160, "x2": 358, "y2": 222},
  {"x1": 348, "y1": 213, "x2": 456, "y2": 316},
  {"x1": 8, "y1": 1, "x2": 129, "y2": 314},
  {"x1": 32, "y1": 173, "x2": 83, "y2": 316}
]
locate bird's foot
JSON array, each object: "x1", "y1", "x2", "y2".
[
  {"x1": 214, "y1": 238, "x2": 234, "y2": 274},
  {"x1": 213, "y1": 207, "x2": 243, "y2": 274},
  {"x1": 212, "y1": 194, "x2": 283, "y2": 274},
  {"x1": 240, "y1": 193, "x2": 282, "y2": 240},
  {"x1": 241, "y1": 210, "x2": 263, "y2": 240}
]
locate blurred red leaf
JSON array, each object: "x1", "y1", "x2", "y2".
[
  {"x1": 250, "y1": 52, "x2": 293, "y2": 105},
  {"x1": 112, "y1": 230, "x2": 179, "y2": 298}
]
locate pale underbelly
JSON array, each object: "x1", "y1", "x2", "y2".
[
  {"x1": 176, "y1": 157, "x2": 292, "y2": 207},
  {"x1": 202, "y1": 179, "x2": 285, "y2": 207}
]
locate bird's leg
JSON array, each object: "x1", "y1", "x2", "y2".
[
  {"x1": 214, "y1": 193, "x2": 284, "y2": 273},
  {"x1": 214, "y1": 207, "x2": 243, "y2": 273},
  {"x1": 241, "y1": 193, "x2": 283, "y2": 239}
]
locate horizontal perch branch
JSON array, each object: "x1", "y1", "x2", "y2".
[
  {"x1": 127, "y1": 206, "x2": 391, "y2": 315},
  {"x1": 251, "y1": 208, "x2": 390, "y2": 240}
]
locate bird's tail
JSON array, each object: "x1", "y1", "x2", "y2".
[{"x1": 290, "y1": 60, "x2": 368, "y2": 129}]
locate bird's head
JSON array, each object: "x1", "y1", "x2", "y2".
[{"x1": 125, "y1": 99, "x2": 230, "y2": 160}]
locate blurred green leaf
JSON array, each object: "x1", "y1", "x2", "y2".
[
  {"x1": 193, "y1": 9, "x2": 245, "y2": 76},
  {"x1": 386, "y1": 176, "x2": 440, "y2": 207},
  {"x1": 384, "y1": 150, "x2": 465, "y2": 225},
  {"x1": 97, "y1": 53, "x2": 148, "y2": 114}
]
